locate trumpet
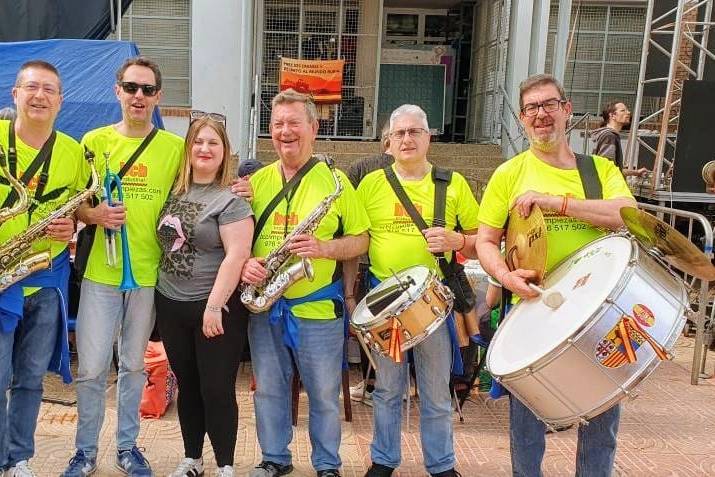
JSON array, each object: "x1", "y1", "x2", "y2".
[{"x1": 102, "y1": 152, "x2": 139, "y2": 291}]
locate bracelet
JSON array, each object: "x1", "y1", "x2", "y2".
[
  {"x1": 499, "y1": 269, "x2": 509, "y2": 284},
  {"x1": 206, "y1": 304, "x2": 223, "y2": 313},
  {"x1": 457, "y1": 233, "x2": 467, "y2": 252},
  {"x1": 345, "y1": 294, "x2": 355, "y2": 300},
  {"x1": 559, "y1": 195, "x2": 569, "y2": 215}
]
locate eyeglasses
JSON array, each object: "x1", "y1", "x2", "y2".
[
  {"x1": 190, "y1": 110, "x2": 227, "y2": 126},
  {"x1": 17, "y1": 82, "x2": 60, "y2": 96},
  {"x1": 521, "y1": 98, "x2": 567, "y2": 117},
  {"x1": 389, "y1": 128, "x2": 429, "y2": 140},
  {"x1": 118, "y1": 81, "x2": 159, "y2": 97}
]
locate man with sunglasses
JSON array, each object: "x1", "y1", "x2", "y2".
[
  {"x1": 349, "y1": 104, "x2": 478, "y2": 477},
  {"x1": 62, "y1": 57, "x2": 183, "y2": 477},
  {"x1": 476, "y1": 74, "x2": 636, "y2": 476},
  {"x1": 0, "y1": 60, "x2": 87, "y2": 477}
]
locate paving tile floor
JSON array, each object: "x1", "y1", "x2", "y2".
[{"x1": 25, "y1": 335, "x2": 715, "y2": 476}]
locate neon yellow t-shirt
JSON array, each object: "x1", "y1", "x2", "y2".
[
  {"x1": 250, "y1": 160, "x2": 369, "y2": 319},
  {"x1": 81, "y1": 126, "x2": 183, "y2": 287},
  {"x1": 357, "y1": 164, "x2": 480, "y2": 281},
  {"x1": 478, "y1": 149, "x2": 634, "y2": 271},
  {"x1": 0, "y1": 120, "x2": 86, "y2": 295}
]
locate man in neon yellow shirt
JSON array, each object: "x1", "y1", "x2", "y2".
[
  {"x1": 241, "y1": 89, "x2": 368, "y2": 477},
  {"x1": 0, "y1": 60, "x2": 86, "y2": 477},
  {"x1": 62, "y1": 57, "x2": 183, "y2": 477},
  {"x1": 476, "y1": 74, "x2": 636, "y2": 476},
  {"x1": 352, "y1": 105, "x2": 478, "y2": 477}
]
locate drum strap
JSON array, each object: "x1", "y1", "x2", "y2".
[{"x1": 574, "y1": 153, "x2": 603, "y2": 200}]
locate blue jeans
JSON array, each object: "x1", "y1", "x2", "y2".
[
  {"x1": 74, "y1": 280, "x2": 155, "y2": 457},
  {"x1": 0, "y1": 288, "x2": 60, "y2": 469},
  {"x1": 370, "y1": 321, "x2": 455, "y2": 474},
  {"x1": 248, "y1": 311, "x2": 343, "y2": 472},
  {"x1": 509, "y1": 396, "x2": 621, "y2": 476}
]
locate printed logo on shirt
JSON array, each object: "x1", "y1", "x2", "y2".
[
  {"x1": 274, "y1": 212, "x2": 299, "y2": 226},
  {"x1": 394, "y1": 202, "x2": 422, "y2": 217}
]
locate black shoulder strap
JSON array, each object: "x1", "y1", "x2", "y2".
[
  {"x1": 383, "y1": 165, "x2": 453, "y2": 278},
  {"x1": 101, "y1": 127, "x2": 159, "y2": 195},
  {"x1": 1, "y1": 120, "x2": 57, "y2": 210},
  {"x1": 574, "y1": 153, "x2": 603, "y2": 200},
  {"x1": 253, "y1": 155, "x2": 320, "y2": 244}
]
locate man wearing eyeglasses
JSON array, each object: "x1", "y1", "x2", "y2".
[
  {"x1": 350, "y1": 104, "x2": 479, "y2": 477},
  {"x1": 62, "y1": 57, "x2": 183, "y2": 477},
  {"x1": 0, "y1": 60, "x2": 87, "y2": 477},
  {"x1": 476, "y1": 74, "x2": 636, "y2": 476},
  {"x1": 241, "y1": 89, "x2": 369, "y2": 477}
]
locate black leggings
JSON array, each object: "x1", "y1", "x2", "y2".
[{"x1": 155, "y1": 291, "x2": 248, "y2": 466}]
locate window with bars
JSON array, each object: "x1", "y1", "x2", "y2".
[
  {"x1": 260, "y1": 0, "x2": 380, "y2": 138},
  {"x1": 108, "y1": 0, "x2": 191, "y2": 107},
  {"x1": 545, "y1": 4, "x2": 648, "y2": 116}
]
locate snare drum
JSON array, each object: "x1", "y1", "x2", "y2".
[
  {"x1": 486, "y1": 234, "x2": 688, "y2": 427},
  {"x1": 350, "y1": 265, "x2": 454, "y2": 358}
]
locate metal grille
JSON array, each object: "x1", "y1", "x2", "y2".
[
  {"x1": 108, "y1": 0, "x2": 191, "y2": 107},
  {"x1": 469, "y1": 0, "x2": 510, "y2": 142},
  {"x1": 548, "y1": 3, "x2": 647, "y2": 116},
  {"x1": 259, "y1": 0, "x2": 380, "y2": 139}
]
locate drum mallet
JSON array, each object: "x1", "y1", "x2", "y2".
[{"x1": 528, "y1": 284, "x2": 565, "y2": 309}]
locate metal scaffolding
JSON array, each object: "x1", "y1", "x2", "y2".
[{"x1": 625, "y1": 0, "x2": 715, "y2": 191}]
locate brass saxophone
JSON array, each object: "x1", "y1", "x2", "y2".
[
  {"x1": 241, "y1": 155, "x2": 344, "y2": 313},
  {"x1": 0, "y1": 149, "x2": 100, "y2": 291},
  {"x1": 0, "y1": 145, "x2": 30, "y2": 224}
]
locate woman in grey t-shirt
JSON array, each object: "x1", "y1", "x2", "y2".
[{"x1": 155, "y1": 114, "x2": 253, "y2": 477}]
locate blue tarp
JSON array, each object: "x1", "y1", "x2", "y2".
[{"x1": 0, "y1": 39, "x2": 164, "y2": 141}]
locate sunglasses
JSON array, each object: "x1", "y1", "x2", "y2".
[
  {"x1": 190, "y1": 110, "x2": 227, "y2": 126},
  {"x1": 118, "y1": 81, "x2": 159, "y2": 97}
]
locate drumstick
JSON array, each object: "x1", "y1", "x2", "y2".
[
  {"x1": 354, "y1": 330, "x2": 378, "y2": 373},
  {"x1": 528, "y1": 283, "x2": 565, "y2": 309}
]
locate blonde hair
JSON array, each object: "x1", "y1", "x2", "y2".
[
  {"x1": 174, "y1": 117, "x2": 233, "y2": 195},
  {"x1": 271, "y1": 88, "x2": 318, "y2": 123}
]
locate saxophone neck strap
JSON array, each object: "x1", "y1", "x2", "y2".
[
  {"x1": 252, "y1": 155, "x2": 320, "y2": 245},
  {"x1": 2, "y1": 119, "x2": 57, "y2": 216}
]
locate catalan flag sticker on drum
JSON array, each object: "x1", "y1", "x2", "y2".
[{"x1": 595, "y1": 305, "x2": 655, "y2": 368}]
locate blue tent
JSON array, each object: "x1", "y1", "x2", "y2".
[{"x1": 0, "y1": 39, "x2": 164, "y2": 141}]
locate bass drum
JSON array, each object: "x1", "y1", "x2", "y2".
[{"x1": 486, "y1": 234, "x2": 688, "y2": 427}]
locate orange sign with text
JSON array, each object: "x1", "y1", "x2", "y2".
[{"x1": 279, "y1": 58, "x2": 344, "y2": 104}]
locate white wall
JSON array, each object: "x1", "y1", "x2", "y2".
[
  {"x1": 191, "y1": 0, "x2": 254, "y2": 161},
  {"x1": 162, "y1": 116, "x2": 189, "y2": 140}
]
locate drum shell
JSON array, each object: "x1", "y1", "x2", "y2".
[
  {"x1": 351, "y1": 270, "x2": 453, "y2": 357},
  {"x1": 486, "y1": 236, "x2": 688, "y2": 427}
]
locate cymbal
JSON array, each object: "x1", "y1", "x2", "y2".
[
  {"x1": 620, "y1": 207, "x2": 715, "y2": 281},
  {"x1": 505, "y1": 204, "x2": 547, "y2": 283},
  {"x1": 702, "y1": 161, "x2": 715, "y2": 186}
]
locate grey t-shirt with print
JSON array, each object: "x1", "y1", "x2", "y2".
[{"x1": 156, "y1": 182, "x2": 253, "y2": 301}]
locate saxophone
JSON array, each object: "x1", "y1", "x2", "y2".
[
  {"x1": 0, "y1": 149, "x2": 100, "y2": 291},
  {"x1": 0, "y1": 145, "x2": 30, "y2": 224},
  {"x1": 241, "y1": 155, "x2": 344, "y2": 313}
]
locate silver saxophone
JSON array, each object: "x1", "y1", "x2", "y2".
[
  {"x1": 0, "y1": 149, "x2": 100, "y2": 291},
  {"x1": 241, "y1": 155, "x2": 343, "y2": 313}
]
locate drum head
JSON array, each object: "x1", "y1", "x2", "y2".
[
  {"x1": 352, "y1": 265, "x2": 431, "y2": 325},
  {"x1": 489, "y1": 235, "x2": 633, "y2": 376}
]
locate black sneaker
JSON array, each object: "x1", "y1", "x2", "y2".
[
  {"x1": 317, "y1": 470, "x2": 341, "y2": 477},
  {"x1": 364, "y1": 463, "x2": 394, "y2": 477},
  {"x1": 431, "y1": 469, "x2": 462, "y2": 477},
  {"x1": 248, "y1": 461, "x2": 293, "y2": 477}
]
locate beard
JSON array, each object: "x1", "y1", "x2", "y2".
[{"x1": 528, "y1": 130, "x2": 559, "y2": 152}]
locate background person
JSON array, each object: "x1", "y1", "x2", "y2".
[
  {"x1": 591, "y1": 101, "x2": 647, "y2": 177},
  {"x1": 156, "y1": 114, "x2": 253, "y2": 477}
]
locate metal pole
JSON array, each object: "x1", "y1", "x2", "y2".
[
  {"x1": 553, "y1": 0, "x2": 572, "y2": 83},
  {"x1": 625, "y1": 0, "x2": 656, "y2": 171},
  {"x1": 116, "y1": 0, "x2": 122, "y2": 40},
  {"x1": 696, "y1": 0, "x2": 714, "y2": 79}
]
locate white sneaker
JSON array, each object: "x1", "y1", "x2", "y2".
[
  {"x1": 7, "y1": 461, "x2": 35, "y2": 477},
  {"x1": 168, "y1": 457, "x2": 204, "y2": 476},
  {"x1": 349, "y1": 381, "x2": 372, "y2": 402},
  {"x1": 215, "y1": 466, "x2": 234, "y2": 477}
]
